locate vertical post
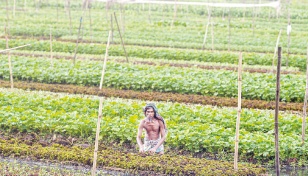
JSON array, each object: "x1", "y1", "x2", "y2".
[
  {"x1": 91, "y1": 31, "x2": 112, "y2": 176},
  {"x1": 252, "y1": 7, "x2": 255, "y2": 36},
  {"x1": 56, "y1": 0, "x2": 59, "y2": 22},
  {"x1": 13, "y1": 0, "x2": 16, "y2": 17},
  {"x1": 6, "y1": 0, "x2": 9, "y2": 29},
  {"x1": 228, "y1": 8, "x2": 231, "y2": 51},
  {"x1": 24, "y1": 0, "x2": 27, "y2": 10},
  {"x1": 148, "y1": 4, "x2": 151, "y2": 24},
  {"x1": 211, "y1": 18, "x2": 214, "y2": 51},
  {"x1": 89, "y1": 5, "x2": 93, "y2": 43},
  {"x1": 114, "y1": 12, "x2": 129, "y2": 63},
  {"x1": 275, "y1": 47, "x2": 282, "y2": 176},
  {"x1": 171, "y1": 0, "x2": 177, "y2": 29},
  {"x1": 67, "y1": 0, "x2": 72, "y2": 35},
  {"x1": 110, "y1": 14, "x2": 114, "y2": 44},
  {"x1": 122, "y1": 4, "x2": 125, "y2": 36},
  {"x1": 5, "y1": 26, "x2": 13, "y2": 89},
  {"x1": 272, "y1": 29, "x2": 282, "y2": 72},
  {"x1": 73, "y1": 17, "x2": 83, "y2": 65},
  {"x1": 286, "y1": 9, "x2": 291, "y2": 67},
  {"x1": 234, "y1": 52, "x2": 242, "y2": 170},
  {"x1": 302, "y1": 46, "x2": 308, "y2": 144},
  {"x1": 202, "y1": 6, "x2": 210, "y2": 50},
  {"x1": 50, "y1": 27, "x2": 53, "y2": 67}
]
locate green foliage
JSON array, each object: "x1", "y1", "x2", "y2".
[
  {"x1": 0, "y1": 56, "x2": 306, "y2": 102},
  {"x1": 0, "y1": 138, "x2": 266, "y2": 175},
  {"x1": 0, "y1": 88, "x2": 307, "y2": 163}
]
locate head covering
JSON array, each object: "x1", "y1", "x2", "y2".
[{"x1": 143, "y1": 103, "x2": 167, "y2": 131}]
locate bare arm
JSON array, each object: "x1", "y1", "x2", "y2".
[
  {"x1": 152, "y1": 120, "x2": 166, "y2": 151},
  {"x1": 136, "y1": 120, "x2": 144, "y2": 152}
]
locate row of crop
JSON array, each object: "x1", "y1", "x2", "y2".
[
  {"x1": 0, "y1": 79, "x2": 305, "y2": 112},
  {"x1": 0, "y1": 159, "x2": 88, "y2": 175},
  {"x1": 0, "y1": 56, "x2": 306, "y2": 102},
  {"x1": 0, "y1": 138, "x2": 266, "y2": 175},
  {"x1": 0, "y1": 39, "x2": 307, "y2": 71},
  {"x1": 2, "y1": 18, "x2": 308, "y2": 54},
  {"x1": 5, "y1": 50, "x2": 301, "y2": 74},
  {"x1": 1, "y1": 3, "x2": 308, "y2": 53},
  {"x1": 0, "y1": 88, "x2": 307, "y2": 162}
]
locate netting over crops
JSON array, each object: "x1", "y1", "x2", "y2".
[{"x1": 97, "y1": 0, "x2": 280, "y2": 8}]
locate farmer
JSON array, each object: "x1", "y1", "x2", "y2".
[{"x1": 136, "y1": 103, "x2": 167, "y2": 154}]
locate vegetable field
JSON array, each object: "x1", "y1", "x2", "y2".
[{"x1": 0, "y1": 0, "x2": 308, "y2": 175}]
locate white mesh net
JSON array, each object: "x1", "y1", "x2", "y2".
[{"x1": 97, "y1": 0, "x2": 280, "y2": 8}]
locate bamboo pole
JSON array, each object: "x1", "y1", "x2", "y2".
[
  {"x1": 148, "y1": 4, "x2": 151, "y2": 24},
  {"x1": 110, "y1": 14, "x2": 114, "y2": 44},
  {"x1": 72, "y1": 0, "x2": 88, "y2": 64},
  {"x1": 6, "y1": 0, "x2": 9, "y2": 29},
  {"x1": 5, "y1": 26, "x2": 13, "y2": 89},
  {"x1": 89, "y1": 5, "x2": 93, "y2": 43},
  {"x1": 114, "y1": 12, "x2": 129, "y2": 63},
  {"x1": 0, "y1": 44, "x2": 31, "y2": 53},
  {"x1": 13, "y1": 0, "x2": 16, "y2": 18},
  {"x1": 121, "y1": 4, "x2": 125, "y2": 35},
  {"x1": 286, "y1": 9, "x2": 291, "y2": 67},
  {"x1": 228, "y1": 8, "x2": 231, "y2": 51},
  {"x1": 56, "y1": 0, "x2": 59, "y2": 22},
  {"x1": 272, "y1": 29, "x2": 282, "y2": 72},
  {"x1": 24, "y1": 0, "x2": 27, "y2": 10},
  {"x1": 67, "y1": 0, "x2": 72, "y2": 35},
  {"x1": 50, "y1": 27, "x2": 53, "y2": 67},
  {"x1": 91, "y1": 31, "x2": 112, "y2": 176},
  {"x1": 252, "y1": 7, "x2": 255, "y2": 36},
  {"x1": 242, "y1": 7, "x2": 246, "y2": 22},
  {"x1": 171, "y1": 0, "x2": 178, "y2": 29},
  {"x1": 202, "y1": 6, "x2": 210, "y2": 50},
  {"x1": 275, "y1": 47, "x2": 282, "y2": 176},
  {"x1": 73, "y1": 17, "x2": 83, "y2": 65},
  {"x1": 234, "y1": 52, "x2": 242, "y2": 170},
  {"x1": 211, "y1": 18, "x2": 214, "y2": 51},
  {"x1": 302, "y1": 46, "x2": 308, "y2": 144}
]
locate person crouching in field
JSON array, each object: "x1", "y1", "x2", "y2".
[{"x1": 137, "y1": 103, "x2": 167, "y2": 154}]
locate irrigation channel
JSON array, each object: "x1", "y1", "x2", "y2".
[{"x1": 0, "y1": 156, "x2": 307, "y2": 175}]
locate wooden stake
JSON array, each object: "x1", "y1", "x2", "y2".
[
  {"x1": 211, "y1": 18, "x2": 214, "y2": 51},
  {"x1": 171, "y1": 0, "x2": 177, "y2": 29},
  {"x1": 234, "y1": 52, "x2": 242, "y2": 171},
  {"x1": 148, "y1": 4, "x2": 151, "y2": 24},
  {"x1": 228, "y1": 8, "x2": 231, "y2": 52},
  {"x1": 275, "y1": 47, "x2": 282, "y2": 176},
  {"x1": 252, "y1": 7, "x2": 256, "y2": 36},
  {"x1": 6, "y1": 0, "x2": 9, "y2": 29},
  {"x1": 24, "y1": 0, "x2": 27, "y2": 10},
  {"x1": 121, "y1": 4, "x2": 125, "y2": 35},
  {"x1": 13, "y1": 0, "x2": 16, "y2": 17},
  {"x1": 0, "y1": 44, "x2": 31, "y2": 53},
  {"x1": 110, "y1": 14, "x2": 114, "y2": 44},
  {"x1": 5, "y1": 26, "x2": 13, "y2": 89},
  {"x1": 286, "y1": 9, "x2": 291, "y2": 67},
  {"x1": 91, "y1": 30, "x2": 112, "y2": 176},
  {"x1": 302, "y1": 46, "x2": 308, "y2": 144},
  {"x1": 89, "y1": 5, "x2": 93, "y2": 43},
  {"x1": 50, "y1": 27, "x2": 53, "y2": 67},
  {"x1": 202, "y1": 6, "x2": 211, "y2": 50},
  {"x1": 67, "y1": 0, "x2": 72, "y2": 35},
  {"x1": 55, "y1": 0, "x2": 58, "y2": 21},
  {"x1": 114, "y1": 12, "x2": 129, "y2": 63},
  {"x1": 73, "y1": 17, "x2": 83, "y2": 65},
  {"x1": 272, "y1": 29, "x2": 282, "y2": 72}
]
